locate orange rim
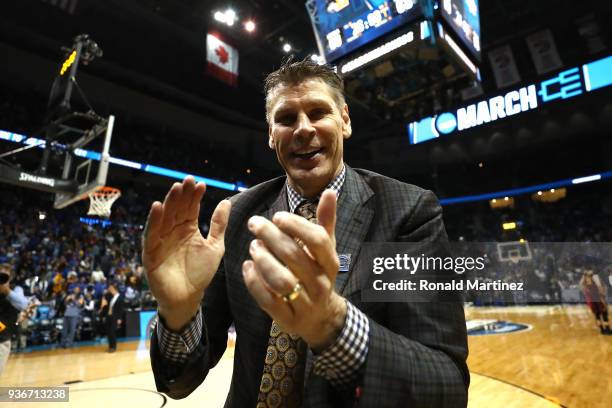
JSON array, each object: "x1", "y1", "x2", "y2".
[{"x1": 91, "y1": 186, "x2": 121, "y2": 196}]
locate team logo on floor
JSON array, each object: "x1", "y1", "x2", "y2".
[{"x1": 466, "y1": 319, "x2": 531, "y2": 335}]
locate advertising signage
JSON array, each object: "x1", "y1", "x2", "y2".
[{"x1": 408, "y1": 55, "x2": 612, "y2": 144}]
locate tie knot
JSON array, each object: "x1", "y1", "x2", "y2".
[{"x1": 295, "y1": 201, "x2": 318, "y2": 224}]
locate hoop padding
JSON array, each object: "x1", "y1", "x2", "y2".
[{"x1": 87, "y1": 187, "x2": 121, "y2": 218}]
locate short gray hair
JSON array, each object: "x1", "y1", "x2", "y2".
[{"x1": 264, "y1": 57, "x2": 345, "y2": 122}]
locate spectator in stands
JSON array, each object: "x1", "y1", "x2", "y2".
[
  {"x1": 17, "y1": 300, "x2": 39, "y2": 350},
  {"x1": 60, "y1": 285, "x2": 84, "y2": 347},
  {"x1": 0, "y1": 263, "x2": 28, "y2": 376}
]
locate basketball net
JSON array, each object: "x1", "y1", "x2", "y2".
[{"x1": 87, "y1": 186, "x2": 121, "y2": 218}]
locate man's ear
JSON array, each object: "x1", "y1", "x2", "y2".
[
  {"x1": 268, "y1": 127, "x2": 275, "y2": 150},
  {"x1": 342, "y1": 103, "x2": 352, "y2": 139}
]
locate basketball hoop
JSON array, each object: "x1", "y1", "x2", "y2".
[{"x1": 87, "y1": 186, "x2": 121, "y2": 218}]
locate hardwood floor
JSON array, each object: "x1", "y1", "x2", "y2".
[
  {"x1": 466, "y1": 304, "x2": 611, "y2": 408},
  {"x1": 1, "y1": 305, "x2": 609, "y2": 407}
]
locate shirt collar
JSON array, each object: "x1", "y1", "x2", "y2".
[{"x1": 286, "y1": 164, "x2": 346, "y2": 213}]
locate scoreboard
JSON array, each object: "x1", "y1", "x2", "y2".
[
  {"x1": 305, "y1": 1, "x2": 483, "y2": 126},
  {"x1": 440, "y1": 0, "x2": 481, "y2": 60},
  {"x1": 307, "y1": 0, "x2": 422, "y2": 63}
]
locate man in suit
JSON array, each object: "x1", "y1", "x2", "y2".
[
  {"x1": 105, "y1": 282, "x2": 124, "y2": 352},
  {"x1": 144, "y1": 59, "x2": 469, "y2": 407}
]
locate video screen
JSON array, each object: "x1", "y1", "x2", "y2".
[
  {"x1": 307, "y1": 0, "x2": 422, "y2": 63},
  {"x1": 440, "y1": 0, "x2": 481, "y2": 59}
]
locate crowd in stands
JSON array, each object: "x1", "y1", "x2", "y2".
[
  {"x1": 0, "y1": 185, "x2": 151, "y2": 349},
  {"x1": 444, "y1": 184, "x2": 612, "y2": 304}
]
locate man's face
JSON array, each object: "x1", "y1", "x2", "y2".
[{"x1": 267, "y1": 79, "x2": 352, "y2": 197}]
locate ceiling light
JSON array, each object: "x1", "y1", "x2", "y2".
[
  {"x1": 245, "y1": 20, "x2": 256, "y2": 32},
  {"x1": 225, "y1": 9, "x2": 236, "y2": 26},
  {"x1": 214, "y1": 11, "x2": 226, "y2": 23},
  {"x1": 214, "y1": 9, "x2": 237, "y2": 26},
  {"x1": 310, "y1": 54, "x2": 325, "y2": 64}
]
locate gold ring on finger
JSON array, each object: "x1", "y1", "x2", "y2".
[{"x1": 282, "y1": 281, "x2": 303, "y2": 303}]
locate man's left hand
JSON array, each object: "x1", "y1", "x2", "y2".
[{"x1": 243, "y1": 189, "x2": 347, "y2": 351}]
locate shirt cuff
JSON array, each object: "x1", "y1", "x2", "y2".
[
  {"x1": 156, "y1": 306, "x2": 203, "y2": 364},
  {"x1": 312, "y1": 300, "x2": 370, "y2": 387}
]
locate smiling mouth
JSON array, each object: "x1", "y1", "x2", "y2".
[{"x1": 292, "y1": 148, "x2": 323, "y2": 159}]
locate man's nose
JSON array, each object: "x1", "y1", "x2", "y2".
[{"x1": 293, "y1": 112, "x2": 315, "y2": 139}]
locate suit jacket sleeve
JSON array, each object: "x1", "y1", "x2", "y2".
[
  {"x1": 114, "y1": 295, "x2": 125, "y2": 318},
  {"x1": 149, "y1": 260, "x2": 233, "y2": 399},
  {"x1": 358, "y1": 190, "x2": 469, "y2": 407}
]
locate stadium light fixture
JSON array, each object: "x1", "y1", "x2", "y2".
[
  {"x1": 245, "y1": 20, "x2": 256, "y2": 32},
  {"x1": 572, "y1": 174, "x2": 602, "y2": 184},
  {"x1": 310, "y1": 54, "x2": 324, "y2": 64},
  {"x1": 225, "y1": 9, "x2": 237, "y2": 26},
  {"x1": 214, "y1": 9, "x2": 237, "y2": 26},
  {"x1": 283, "y1": 43, "x2": 292, "y2": 53},
  {"x1": 214, "y1": 11, "x2": 226, "y2": 23}
]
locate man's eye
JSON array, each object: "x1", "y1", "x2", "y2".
[
  {"x1": 277, "y1": 115, "x2": 295, "y2": 125},
  {"x1": 310, "y1": 109, "x2": 327, "y2": 119}
]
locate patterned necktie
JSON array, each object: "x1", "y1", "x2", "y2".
[
  {"x1": 257, "y1": 200, "x2": 317, "y2": 408},
  {"x1": 295, "y1": 201, "x2": 318, "y2": 224}
]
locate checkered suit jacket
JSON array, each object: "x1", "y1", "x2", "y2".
[{"x1": 150, "y1": 165, "x2": 469, "y2": 407}]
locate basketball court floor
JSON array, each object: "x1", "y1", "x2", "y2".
[{"x1": 1, "y1": 304, "x2": 610, "y2": 408}]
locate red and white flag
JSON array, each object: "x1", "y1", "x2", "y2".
[{"x1": 206, "y1": 33, "x2": 239, "y2": 87}]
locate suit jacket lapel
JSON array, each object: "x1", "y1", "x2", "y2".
[
  {"x1": 239, "y1": 186, "x2": 288, "y2": 341},
  {"x1": 264, "y1": 183, "x2": 289, "y2": 218},
  {"x1": 304, "y1": 166, "x2": 375, "y2": 387},
  {"x1": 335, "y1": 165, "x2": 375, "y2": 296}
]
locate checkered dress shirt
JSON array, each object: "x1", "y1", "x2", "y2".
[{"x1": 157, "y1": 164, "x2": 370, "y2": 387}]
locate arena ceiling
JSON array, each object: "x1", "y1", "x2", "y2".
[{"x1": 0, "y1": 1, "x2": 609, "y2": 129}]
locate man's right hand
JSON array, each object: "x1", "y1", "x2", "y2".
[{"x1": 142, "y1": 176, "x2": 231, "y2": 331}]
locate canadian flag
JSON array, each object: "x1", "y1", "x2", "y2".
[{"x1": 206, "y1": 33, "x2": 239, "y2": 87}]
